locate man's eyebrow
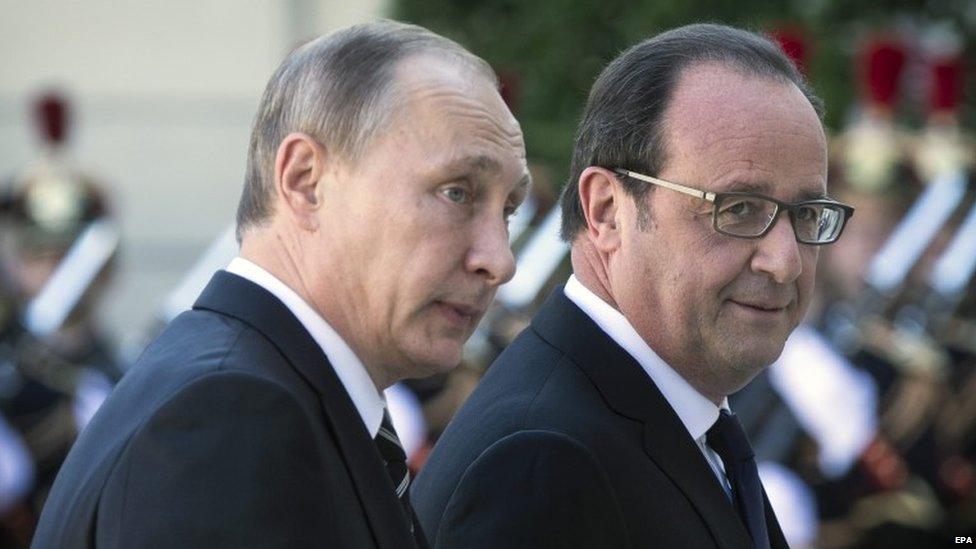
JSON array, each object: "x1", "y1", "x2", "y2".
[
  {"x1": 452, "y1": 155, "x2": 532, "y2": 195},
  {"x1": 723, "y1": 181, "x2": 827, "y2": 201},
  {"x1": 724, "y1": 181, "x2": 770, "y2": 194},
  {"x1": 796, "y1": 188, "x2": 828, "y2": 201},
  {"x1": 459, "y1": 154, "x2": 501, "y2": 173}
]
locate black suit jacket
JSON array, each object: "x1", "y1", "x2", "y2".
[
  {"x1": 412, "y1": 288, "x2": 787, "y2": 548},
  {"x1": 33, "y1": 272, "x2": 424, "y2": 548}
]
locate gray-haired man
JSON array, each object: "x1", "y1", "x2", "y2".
[{"x1": 34, "y1": 21, "x2": 529, "y2": 548}]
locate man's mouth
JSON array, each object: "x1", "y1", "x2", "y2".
[
  {"x1": 727, "y1": 299, "x2": 790, "y2": 317},
  {"x1": 434, "y1": 300, "x2": 484, "y2": 328},
  {"x1": 733, "y1": 300, "x2": 787, "y2": 310}
]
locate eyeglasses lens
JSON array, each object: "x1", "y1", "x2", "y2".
[{"x1": 716, "y1": 196, "x2": 846, "y2": 244}]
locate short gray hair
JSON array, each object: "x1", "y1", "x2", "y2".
[
  {"x1": 559, "y1": 23, "x2": 824, "y2": 241},
  {"x1": 236, "y1": 20, "x2": 497, "y2": 240}
]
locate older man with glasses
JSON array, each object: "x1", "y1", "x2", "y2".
[{"x1": 413, "y1": 23, "x2": 853, "y2": 549}]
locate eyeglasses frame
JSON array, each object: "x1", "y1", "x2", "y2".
[{"x1": 613, "y1": 168, "x2": 854, "y2": 245}]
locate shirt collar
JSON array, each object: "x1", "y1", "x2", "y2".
[
  {"x1": 563, "y1": 274, "x2": 728, "y2": 440},
  {"x1": 225, "y1": 257, "x2": 386, "y2": 438}
]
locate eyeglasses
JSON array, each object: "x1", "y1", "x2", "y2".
[{"x1": 614, "y1": 169, "x2": 854, "y2": 245}]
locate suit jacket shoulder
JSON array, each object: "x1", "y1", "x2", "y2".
[
  {"x1": 436, "y1": 429, "x2": 628, "y2": 549},
  {"x1": 33, "y1": 272, "x2": 416, "y2": 549},
  {"x1": 97, "y1": 370, "x2": 339, "y2": 547}
]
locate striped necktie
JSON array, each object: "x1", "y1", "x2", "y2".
[
  {"x1": 375, "y1": 410, "x2": 412, "y2": 516},
  {"x1": 707, "y1": 410, "x2": 770, "y2": 549}
]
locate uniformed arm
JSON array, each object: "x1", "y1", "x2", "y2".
[
  {"x1": 435, "y1": 430, "x2": 629, "y2": 548},
  {"x1": 96, "y1": 372, "x2": 336, "y2": 548}
]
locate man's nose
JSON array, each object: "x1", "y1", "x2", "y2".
[
  {"x1": 466, "y1": 217, "x2": 516, "y2": 286},
  {"x1": 750, "y1": 213, "x2": 803, "y2": 284}
]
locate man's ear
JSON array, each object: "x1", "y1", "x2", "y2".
[
  {"x1": 578, "y1": 167, "x2": 624, "y2": 253},
  {"x1": 274, "y1": 132, "x2": 327, "y2": 231}
]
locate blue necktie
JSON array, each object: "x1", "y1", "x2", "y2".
[{"x1": 707, "y1": 410, "x2": 770, "y2": 549}]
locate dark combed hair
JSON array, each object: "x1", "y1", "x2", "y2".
[{"x1": 559, "y1": 23, "x2": 824, "y2": 241}]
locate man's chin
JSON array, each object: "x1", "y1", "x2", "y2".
[
  {"x1": 736, "y1": 343, "x2": 786, "y2": 372},
  {"x1": 718, "y1": 331, "x2": 788, "y2": 374},
  {"x1": 399, "y1": 342, "x2": 465, "y2": 380}
]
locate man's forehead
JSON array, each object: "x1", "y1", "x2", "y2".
[
  {"x1": 394, "y1": 54, "x2": 495, "y2": 103},
  {"x1": 445, "y1": 153, "x2": 532, "y2": 191},
  {"x1": 392, "y1": 58, "x2": 522, "y2": 138},
  {"x1": 665, "y1": 65, "x2": 822, "y2": 149},
  {"x1": 650, "y1": 63, "x2": 828, "y2": 206},
  {"x1": 667, "y1": 66, "x2": 815, "y2": 134}
]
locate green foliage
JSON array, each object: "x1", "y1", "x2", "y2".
[{"x1": 394, "y1": 0, "x2": 975, "y2": 191}]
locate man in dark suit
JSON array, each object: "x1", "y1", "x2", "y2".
[
  {"x1": 413, "y1": 24, "x2": 854, "y2": 548},
  {"x1": 33, "y1": 21, "x2": 530, "y2": 548}
]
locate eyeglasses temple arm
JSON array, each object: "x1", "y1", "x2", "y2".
[{"x1": 615, "y1": 169, "x2": 716, "y2": 202}]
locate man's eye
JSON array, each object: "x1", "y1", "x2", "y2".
[
  {"x1": 441, "y1": 186, "x2": 469, "y2": 204},
  {"x1": 795, "y1": 205, "x2": 818, "y2": 222},
  {"x1": 722, "y1": 199, "x2": 756, "y2": 217}
]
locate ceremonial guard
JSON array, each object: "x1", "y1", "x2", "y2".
[{"x1": 0, "y1": 91, "x2": 120, "y2": 547}]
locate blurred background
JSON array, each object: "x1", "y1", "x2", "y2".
[{"x1": 1, "y1": 0, "x2": 974, "y2": 547}]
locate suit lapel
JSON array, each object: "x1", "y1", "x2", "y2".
[
  {"x1": 530, "y1": 288, "x2": 753, "y2": 549},
  {"x1": 193, "y1": 271, "x2": 416, "y2": 549}
]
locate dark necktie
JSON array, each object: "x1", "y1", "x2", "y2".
[
  {"x1": 706, "y1": 410, "x2": 770, "y2": 549},
  {"x1": 375, "y1": 410, "x2": 413, "y2": 522}
]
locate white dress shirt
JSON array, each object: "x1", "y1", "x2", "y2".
[
  {"x1": 225, "y1": 257, "x2": 386, "y2": 438},
  {"x1": 563, "y1": 275, "x2": 733, "y2": 495}
]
